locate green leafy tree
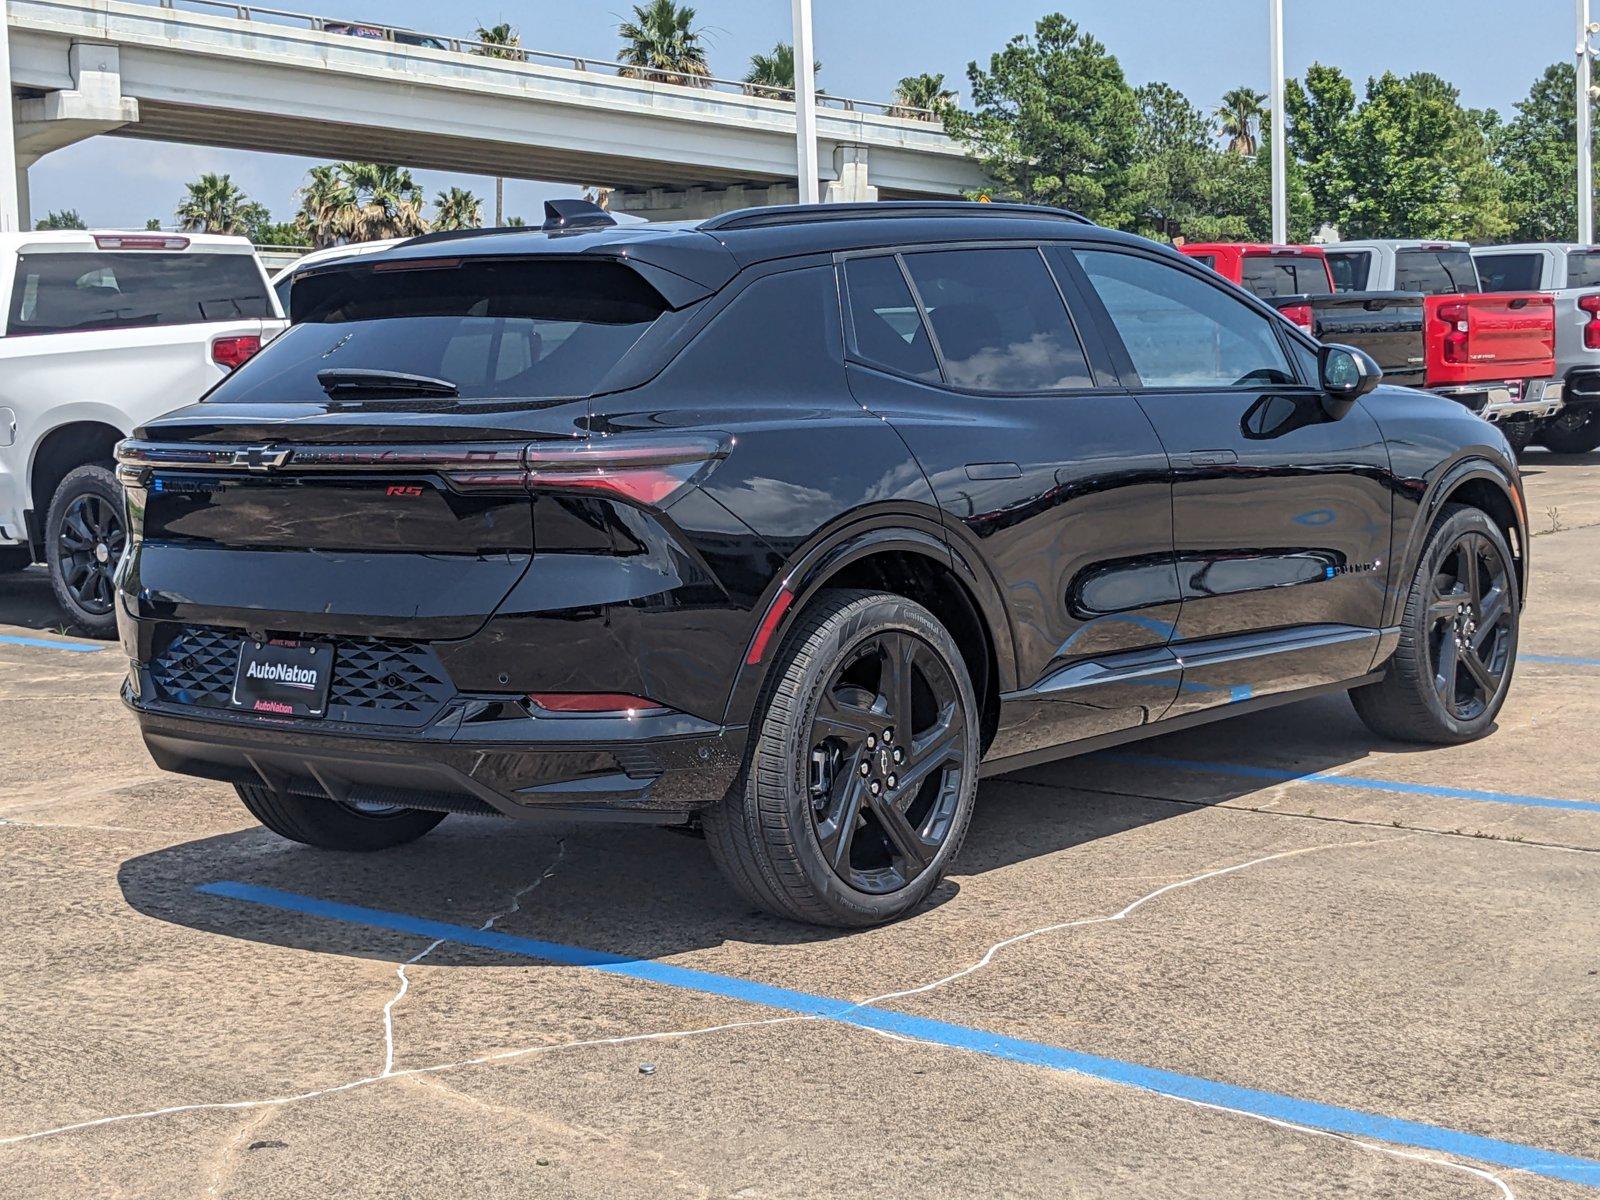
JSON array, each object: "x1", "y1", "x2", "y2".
[
  {"x1": 35, "y1": 209, "x2": 86, "y2": 230},
  {"x1": 1285, "y1": 63, "x2": 1357, "y2": 232},
  {"x1": 1495, "y1": 63, "x2": 1593, "y2": 242},
  {"x1": 743, "y1": 42, "x2": 819, "y2": 100},
  {"x1": 891, "y1": 72, "x2": 957, "y2": 121},
  {"x1": 473, "y1": 22, "x2": 521, "y2": 61},
  {"x1": 176, "y1": 172, "x2": 256, "y2": 234},
  {"x1": 943, "y1": 14, "x2": 1139, "y2": 225},
  {"x1": 432, "y1": 186, "x2": 483, "y2": 231},
  {"x1": 1216, "y1": 86, "x2": 1266, "y2": 156},
  {"x1": 144, "y1": 218, "x2": 162, "y2": 231},
  {"x1": 249, "y1": 220, "x2": 307, "y2": 247},
  {"x1": 617, "y1": 0, "x2": 711, "y2": 88}
]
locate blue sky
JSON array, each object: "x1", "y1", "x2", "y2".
[{"x1": 26, "y1": 0, "x2": 1579, "y2": 229}]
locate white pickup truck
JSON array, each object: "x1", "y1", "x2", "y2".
[
  {"x1": 1472, "y1": 242, "x2": 1600, "y2": 454},
  {"x1": 0, "y1": 230, "x2": 284, "y2": 634}
]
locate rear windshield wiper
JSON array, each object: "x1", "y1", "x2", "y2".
[{"x1": 316, "y1": 368, "x2": 459, "y2": 398}]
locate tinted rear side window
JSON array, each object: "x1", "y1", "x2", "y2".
[
  {"x1": 842, "y1": 255, "x2": 939, "y2": 381},
  {"x1": 1474, "y1": 253, "x2": 1542, "y2": 293},
  {"x1": 1394, "y1": 249, "x2": 1479, "y2": 294},
  {"x1": 1326, "y1": 251, "x2": 1371, "y2": 292},
  {"x1": 1568, "y1": 250, "x2": 1600, "y2": 288},
  {"x1": 902, "y1": 247, "x2": 1092, "y2": 392},
  {"x1": 6, "y1": 251, "x2": 272, "y2": 336},
  {"x1": 211, "y1": 259, "x2": 666, "y2": 404},
  {"x1": 1239, "y1": 255, "x2": 1332, "y2": 297}
]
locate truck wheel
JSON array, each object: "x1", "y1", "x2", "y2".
[
  {"x1": 1350, "y1": 505, "x2": 1518, "y2": 745},
  {"x1": 234, "y1": 783, "x2": 448, "y2": 850},
  {"x1": 45, "y1": 463, "x2": 125, "y2": 638},
  {"x1": 1497, "y1": 418, "x2": 1536, "y2": 456},
  {"x1": 1538, "y1": 408, "x2": 1600, "y2": 455},
  {"x1": 704, "y1": 589, "x2": 980, "y2": 928}
]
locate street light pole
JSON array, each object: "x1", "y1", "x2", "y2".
[
  {"x1": 0, "y1": 0, "x2": 21, "y2": 232},
  {"x1": 1269, "y1": 0, "x2": 1287, "y2": 243},
  {"x1": 1580, "y1": 0, "x2": 1594, "y2": 244},
  {"x1": 791, "y1": 0, "x2": 820, "y2": 205}
]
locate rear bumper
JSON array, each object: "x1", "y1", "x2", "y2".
[
  {"x1": 1433, "y1": 379, "x2": 1564, "y2": 422},
  {"x1": 1563, "y1": 366, "x2": 1600, "y2": 408},
  {"x1": 125, "y1": 686, "x2": 747, "y2": 823}
]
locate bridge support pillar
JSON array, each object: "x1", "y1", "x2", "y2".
[
  {"x1": 824, "y1": 145, "x2": 878, "y2": 203},
  {"x1": 611, "y1": 145, "x2": 880, "y2": 219},
  {"x1": 0, "y1": 11, "x2": 18, "y2": 232},
  {"x1": 14, "y1": 42, "x2": 140, "y2": 182}
]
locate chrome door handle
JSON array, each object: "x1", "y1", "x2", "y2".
[{"x1": 965, "y1": 462, "x2": 1022, "y2": 480}]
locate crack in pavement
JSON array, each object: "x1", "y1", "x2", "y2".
[{"x1": 0, "y1": 835, "x2": 1517, "y2": 1197}]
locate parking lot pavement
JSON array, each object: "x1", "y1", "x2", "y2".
[{"x1": 4, "y1": 458, "x2": 1599, "y2": 1199}]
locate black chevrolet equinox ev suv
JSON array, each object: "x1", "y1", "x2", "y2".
[{"x1": 116, "y1": 201, "x2": 1527, "y2": 927}]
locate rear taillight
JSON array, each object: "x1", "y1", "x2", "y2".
[
  {"x1": 1277, "y1": 303, "x2": 1314, "y2": 333},
  {"x1": 524, "y1": 435, "x2": 730, "y2": 506},
  {"x1": 1436, "y1": 301, "x2": 1469, "y2": 364},
  {"x1": 1579, "y1": 294, "x2": 1600, "y2": 350},
  {"x1": 211, "y1": 335, "x2": 262, "y2": 371}
]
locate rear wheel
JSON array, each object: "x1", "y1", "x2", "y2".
[
  {"x1": 234, "y1": 783, "x2": 448, "y2": 850},
  {"x1": 705, "y1": 589, "x2": 980, "y2": 928},
  {"x1": 1498, "y1": 417, "x2": 1537, "y2": 457},
  {"x1": 1350, "y1": 505, "x2": 1518, "y2": 744},
  {"x1": 1537, "y1": 408, "x2": 1600, "y2": 455},
  {"x1": 45, "y1": 463, "x2": 124, "y2": 637}
]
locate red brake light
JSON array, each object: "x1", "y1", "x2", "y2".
[
  {"x1": 527, "y1": 692, "x2": 665, "y2": 715},
  {"x1": 1277, "y1": 303, "x2": 1314, "y2": 333},
  {"x1": 211, "y1": 335, "x2": 262, "y2": 371},
  {"x1": 1436, "y1": 301, "x2": 1469, "y2": 364},
  {"x1": 94, "y1": 234, "x2": 190, "y2": 251},
  {"x1": 1581, "y1": 294, "x2": 1600, "y2": 350},
  {"x1": 524, "y1": 435, "x2": 730, "y2": 506}
]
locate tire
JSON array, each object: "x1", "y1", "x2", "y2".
[
  {"x1": 1537, "y1": 408, "x2": 1600, "y2": 455},
  {"x1": 1497, "y1": 417, "x2": 1536, "y2": 457},
  {"x1": 0, "y1": 545, "x2": 33, "y2": 574},
  {"x1": 234, "y1": 783, "x2": 448, "y2": 851},
  {"x1": 1350, "y1": 505, "x2": 1519, "y2": 744},
  {"x1": 704, "y1": 589, "x2": 981, "y2": 928},
  {"x1": 45, "y1": 463, "x2": 125, "y2": 638}
]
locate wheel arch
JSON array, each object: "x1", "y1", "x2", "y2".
[
  {"x1": 721, "y1": 515, "x2": 1016, "y2": 753},
  {"x1": 1394, "y1": 457, "x2": 1528, "y2": 623},
  {"x1": 27, "y1": 419, "x2": 127, "y2": 558}
]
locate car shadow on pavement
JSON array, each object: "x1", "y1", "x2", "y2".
[{"x1": 0, "y1": 565, "x2": 101, "y2": 638}]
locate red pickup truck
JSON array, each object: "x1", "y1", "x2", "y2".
[{"x1": 1178, "y1": 243, "x2": 1331, "y2": 334}]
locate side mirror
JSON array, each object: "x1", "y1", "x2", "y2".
[{"x1": 1318, "y1": 343, "x2": 1382, "y2": 419}]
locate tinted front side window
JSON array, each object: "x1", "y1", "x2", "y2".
[
  {"x1": 7, "y1": 251, "x2": 272, "y2": 336},
  {"x1": 843, "y1": 255, "x2": 939, "y2": 381},
  {"x1": 210, "y1": 259, "x2": 666, "y2": 403},
  {"x1": 1394, "y1": 249, "x2": 1479, "y2": 294},
  {"x1": 1568, "y1": 250, "x2": 1600, "y2": 288},
  {"x1": 902, "y1": 247, "x2": 1092, "y2": 392},
  {"x1": 1475, "y1": 253, "x2": 1542, "y2": 293},
  {"x1": 1076, "y1": 249, "x2": 1294, "y2": 389},
  {"x1": 1239, "y1": 255, "x2": 1333, "y2": 297},
  {"x1": 1326, "y1": 250, "x2": 1371, "y2": 292}
]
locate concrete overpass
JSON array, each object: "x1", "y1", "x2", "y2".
[{"x1": 0, "y1": 0, "x2": 984, "y2": 230}]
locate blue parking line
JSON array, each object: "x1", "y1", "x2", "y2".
[
  {"x1": 1099, "y1": 753, "x2": 1600, "y2": 815},
  {"x1": 199, "y1": 880, "x2": 1600, "y2": 1187},
  {"x1": 0, "y1": 632, "x2": 104, "y2": 653},
  {"x1": 1520, "y1": 653, "x2": 1600, "y2": 667}
]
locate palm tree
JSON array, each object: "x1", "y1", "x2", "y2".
[
  {"x1": 617, "y1": 0, "x2": 711, "y2": 88},
  {"x1": 294, "y1": 164, "x2": 356, "y2": 248},
  {"x1": 1216, "y1": 86, "x2": 1267, "y2": 156},
  {"x1": 432, "y1": 186, "x2": 483, "y2": 232},
  {"x1": 891, "y1": 72, "x2": 956, "y2": 121},
  {"x1": 343, "y1": 162, "x2": 430, "y2": 241},
  {"x1": 473, "y1": 22, "x2": 522, "y2": 61},
  {"x1": 743, "y1": 42, "x2": 819, "y2": 100},
  {"x1": 176, "y1": 173, "x2": 254, "y2": 234}
]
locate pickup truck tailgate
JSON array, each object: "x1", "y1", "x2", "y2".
[
  {"x1": 1425, "y1": 293, "x2": 1555, "y2": 386},
  {"x1": 1304, "y1": 293, "x2": 1425, "y2": 388}
]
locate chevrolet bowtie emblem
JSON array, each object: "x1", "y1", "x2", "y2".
[{"x1": 232, "y1": 446, "x2": 292, "y2": 472}]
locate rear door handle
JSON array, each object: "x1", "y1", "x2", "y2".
[
  {"x1": 965, "y1": 461, "x2": 1022, "y2": 480},
  {"x1": 1187, "y1": 450, "x2": 1238, "y2": 467}
]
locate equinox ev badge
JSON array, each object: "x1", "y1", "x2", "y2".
[{"x1": 232, "y1": 446, "x2": 292, "y2": 472}]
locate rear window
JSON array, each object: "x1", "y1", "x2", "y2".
[
  {"x1": 211, "y1": 258, "x2": 667, "y2": 404},
  {"x1": 5, "y1": 250, "x2": 272, "y2": 336},
  {"x1": 1239, "y1": 254, "x2": 1333, "y2": 297},
  {"x1": 1475, "y1": 253, "x2": 1543, "y2": 293},
  {"x1": 1394, "y1": 248, "x2": 1479, "y2": 295},
  {"x1": 1568, "y1": 250, "x2": 1600, "y2": 289},
  {"x1": 1326, "y1": 250, "x2": 1371, "y2": 292}
]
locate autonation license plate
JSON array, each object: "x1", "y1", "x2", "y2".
[{"x1": 230, "y1": 638, "x2": 334, "y2": 718}]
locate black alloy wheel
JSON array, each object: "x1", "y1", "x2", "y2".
[
  {"x1": 1425, "y1": 531, "x2": 1514, "y2": 722},
  {"x1": 45, "y1": 463, "x2": 126, "y2": 637},
  {"x1": 807, "y1": 630, "x2": 968, "y2": 895},
  {"x1": 1538, "y1": 407, "x2": 1600, "y2": 455}
]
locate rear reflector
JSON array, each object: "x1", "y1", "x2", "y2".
[
  {"x1": 211, "y1": 335, "x2": 262, "y2": 371},
  {"x1": 94, "y1": 234, "x2": 190, "y2": 251},
  {"x1": 745, "y1": 586, "x2": 796, "y2": 666},
  {"x1": 528, "y1": 692, "x2": 666, "y2": 714}
]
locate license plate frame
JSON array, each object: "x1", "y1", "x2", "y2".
[{"x1": 230, "y1": 638, "x2": 334, "y2": 718}]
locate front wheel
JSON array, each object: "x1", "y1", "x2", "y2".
[
  {"x1": 1350, "y1": 505, "x2": 1519, "y2": 744},
  {"x1": 234, "y1": 783, "x2": 448, "y2": 850},
  {"x1": 1538, "y1": 408, "x2": 1600, "y2": 455},
  {"x1": 705, "y1": 589, "x2": 980, "y2": 928},
  {"x1": 45, "y1": 463, "x2": 125, "y2": 638}
]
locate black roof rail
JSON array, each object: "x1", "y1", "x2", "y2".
[{"x1": 698, "y1": 200, "x2": 1092, "y2": 232}]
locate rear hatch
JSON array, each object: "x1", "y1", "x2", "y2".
[
  {"x1": 119, "y1": 255, "x2": 675, "y2": 642},
  {"x1": 1424, "y1": 293, "x2": 1555, "y2": 386},
  {"x1": 1302, "y1": 293, "x2": 1426, "y2": 388}
]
